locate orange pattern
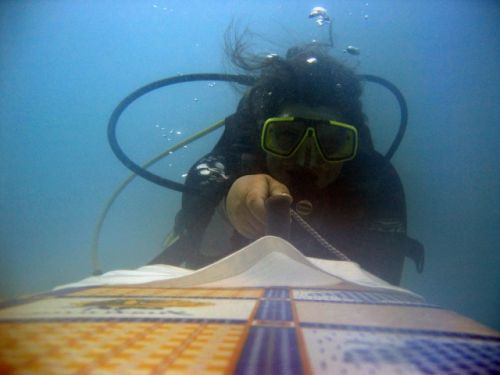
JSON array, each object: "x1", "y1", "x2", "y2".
[{"x1": 0, "y1": 322, "x2": 246, "y2": 375}]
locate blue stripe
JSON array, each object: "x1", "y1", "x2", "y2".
[
  {"x1": 255, "y1": 300, "x2": 293, "y2": 321},
  {"x1": 264, "y1": 288, "x2": 289, "y2": 299},
  {"x1": 235, "y1": 327, "x2": 303, "y2": 375}
]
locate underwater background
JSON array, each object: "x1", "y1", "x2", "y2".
[{"x1": 1, "y1": 0, "x2": 499, "y2": 330}]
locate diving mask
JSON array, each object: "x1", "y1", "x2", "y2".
[{"x1": 261, "y1": 116, "x2": 358, "y2": 162}]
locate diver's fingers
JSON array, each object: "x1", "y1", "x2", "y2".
[
  {"x1": 245, "y1": 175, "x2": 292, "y2": 224},
  {"x1": 225, "y1": 176, "x2": 259, "y2": 238},
  {"x1": 267, "y1": 176, "x2": 293, "y2": 202},
  {"x1": 226, "y1": 174, "x2": 272, "y2": 239},
  {"x1": 244, "y1": 181, "x2": 269, "y2": 226},
  {"x1": 236, "y1": 213, "x2": 265, "y2": 239}
]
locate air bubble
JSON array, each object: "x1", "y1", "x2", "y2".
[
  {"x1": 364, "y1": 14, "x2": 369, "y2": 20},
  {"x1": 309, "y1": 6, "x2": 331, "y2": 26},
  {"x1": 208, "y1": 82, "x2": 216, "y2": 87},
  {"x1": 181, "y1": 173, "x2": 188, "y2": 178},
  {"x1": 345, "y1": 46, "x2": 360, "y2": 56},
  {"x1": 306, "y1": 57, "x2": 318, "y2": 64},
  {"x1": 193, "y1": 97, "x2": 199, "y2": 102},
  {"x1": 176, "y1": 131, "x2": 182, "y2": 135}
]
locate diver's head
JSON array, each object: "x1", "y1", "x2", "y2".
[
  {"x1": 263, "y1": 103, "x2": 358, "y2": 188},
  {"x1": 232, "y1": 44, "x2": 371, "y2": 187},
  {"x1": 244, "y1": 44, "x2": 371, "y2": 143},
  {"x1": 227, "y1": 36, "x2": 374, "y2": 186}
]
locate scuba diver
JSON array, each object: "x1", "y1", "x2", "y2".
[{"x1": 148, "y1": 41, "x2": 425, "y2": 286}]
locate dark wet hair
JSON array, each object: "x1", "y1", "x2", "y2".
[{"x1": 226, "y1": 34, "x2": 374, "y2": 151}]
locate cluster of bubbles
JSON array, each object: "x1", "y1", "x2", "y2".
[
  {"x1": 151, "y1": 79, "x2": 223, "y2": 178},
  {"x1": 346, "y1": 3, "x2": 370, "y2": 19},
  {"x1": 309, "y1": 6, "x2": 362, "y2": 57},
  {"x1": 152, "y1": 4, "x2": 173, "y2": 12},
  {"x1": 154, "y1": 124, "x2": 184, "y2": 141},
  {"x1": 192, "y1": 82, "x2": 217, "y2": 102},
  {"x1": 151, "y1": 124, "x2": 191, "y2": 178}
]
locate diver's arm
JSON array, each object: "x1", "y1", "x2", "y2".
[
  {"x1": 176, "y1": 112, "x2": 260, "y2": 238},
  {"x1": 150, "y1": 152, "x2": 234, "y2": 267}
]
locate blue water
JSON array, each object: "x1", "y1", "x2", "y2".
[{"x1": 1, "y1": 0, "x2": 499, "y2": 330}]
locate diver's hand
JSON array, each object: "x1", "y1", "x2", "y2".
[{"x1": 226, "y1": 174, "x2": 292, "y2": 239}]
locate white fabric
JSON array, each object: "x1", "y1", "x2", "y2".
[
  {"x1": 55, "y1": 236, "x2": 417, "y2": 296},
  {"x1": 54, "y1": 265, "x2": 193, "y2": 290}
]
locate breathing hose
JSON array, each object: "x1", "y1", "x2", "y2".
[{"x1": 107, "y1": 74, "x2": 256, "y2": 194}]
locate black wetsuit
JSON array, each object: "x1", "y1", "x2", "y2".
[{"x1": 151, "y1": 113, "x2": 424, "y2": 285}]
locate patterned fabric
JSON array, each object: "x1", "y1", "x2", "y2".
[{"x1": 1, "y1": 285, "x2": 498, "y2": 374}]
